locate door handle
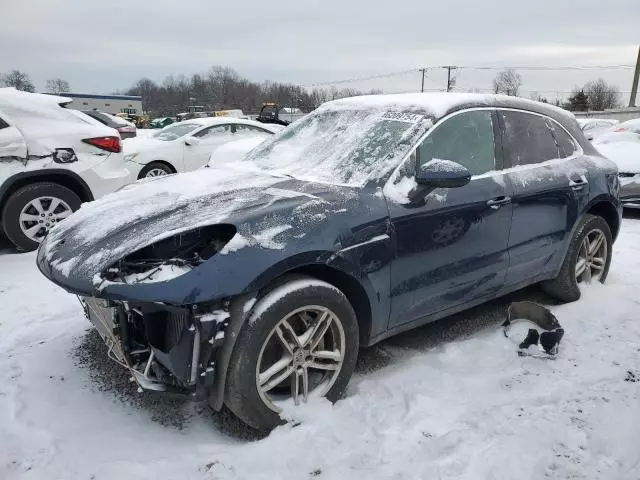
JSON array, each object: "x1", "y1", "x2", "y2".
[
  {"x1": 569, "y1": 177, "x2": 589, "y2": 191},
  {"x1": 487, "y1": 196, "x2": 511, "y2": 209}
]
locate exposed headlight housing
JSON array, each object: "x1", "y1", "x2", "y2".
[{"x1": 94, "y1": 224, "x2": 236, "y2": 287}]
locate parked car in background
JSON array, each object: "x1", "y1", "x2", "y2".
[
  {"x1": 82, "y1": 110, "x2": 137, "y2": 139},
  {"x1": 593, "y1": 125, "x2": 640, "y2": 207},
  {"x1": 611, "y1": 118, "x2": 640, "y2": 135},
  {"x1": 149, "y1": 117, "x2": 174, "y2": 129},
  {"x1": 38, "y1": 93, "x2": 621, "y2": 431},
  {"x1": 577, "y1": 118, "x2": 620, "y2": 141},
  {"x1": 206, "y1": 126, "x2": 286, "y2": 168},
  {"x1": 124, "y1": 117, "x2": 280, "y2": 178},
  {"x1": 0, "y1": 88, "x2": 129, "y2": 251}
]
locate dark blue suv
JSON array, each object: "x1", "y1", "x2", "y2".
[{"x1": 38, "y1": 93, "x2": 621, "y2": 430}]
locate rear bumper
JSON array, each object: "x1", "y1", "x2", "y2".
[{"x1": 80, "y1": 152, "x2": 131, "y2": 199}]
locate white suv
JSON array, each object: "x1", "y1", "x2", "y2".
[{"x1": 0, "y1": 88, "x2": 130, "y2": 251}]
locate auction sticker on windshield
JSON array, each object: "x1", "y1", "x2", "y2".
[{"x1": 381, "y1": 111, "x2": 424, "y2": 123}]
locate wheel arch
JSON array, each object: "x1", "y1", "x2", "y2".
[
  {"x1": 138, "y1": 160, "x2": 177, "y2": 179},
  {"x1": 0, "y1": 170, "x2": 93, "y2": 219},
  {"x1": 550, "y1": 196, "x2": 620, "y2": 279},
  {"x1": 586, "y1": 198, "x2": 620, "y2": 241},
  {"x1": 210, "y1": 261, "x2": 374, "y2": 411}
]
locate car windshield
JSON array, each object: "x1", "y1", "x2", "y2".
[
  {"x1": 152, "y1": 123, "x2": 201, "y2": 141},
  {"x1": 244, "y1": 107, "x2": 430, "y2": 185}
]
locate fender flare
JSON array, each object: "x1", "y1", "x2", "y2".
[
  {"x1": 209, "y1": 256, "x2": 374, "y2": 411},
  {"x1": 550, "y1": 194, "x2": 620, "y2": 279},
  {"x1": 0, "y1": 169, "x2": 94, "y2": 209}
]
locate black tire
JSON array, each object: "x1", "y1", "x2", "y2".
[
  {"x1": 541, "y1": 214, "x2": 612, "y2": 302},
  {"x1": 138, "y1": 161, "x2": 174, "y2": 179},
  {"x1": 1, "y1": 182, "x2": 82, "y2": 252},
  {"x1": 223, "y1": 276, "x2": 359, "y2": 431}
]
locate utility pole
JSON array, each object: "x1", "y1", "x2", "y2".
[
  {"x1": 420, "y1": 68, "x2": 426, "y2": 93},
  {"x1": 629, "y1": 45, "x2": 640, "y2": 107},
  {"x1": 443, "y1": 66, "x2": 457, "y2": 92}
]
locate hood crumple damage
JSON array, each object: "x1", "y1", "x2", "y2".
[{"x1": 37, "y1": 166, "x2": 365, "y2": 298}]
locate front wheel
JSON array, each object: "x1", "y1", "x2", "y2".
[
  {"x1": 138, "y1": 161, "x2": 173, "y2": 179},
  {"x1": 222, "y1": 277, "x2": 359, "y2": 431},
  {"x1": 542, "y1": 214, "x2": 612, "y2": 302}
]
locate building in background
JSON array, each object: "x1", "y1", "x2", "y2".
[{"x1": 60, "y1": 93, "x2": 143, "y2": 116}]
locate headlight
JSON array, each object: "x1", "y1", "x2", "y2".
[
  {"x1": 124, "y1": 152, "x2": 139, "y2": 162},
  {"x1": 93, "y1": 224, "x2": 237, "y2": 287}
]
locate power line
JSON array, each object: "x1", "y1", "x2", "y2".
[
  {"x1": 456, "y1": 65, "x2": 634, "y2": 71},
  {"x1": 301, "y1": 69, "x2": 417, "y2": 88},
  {"x1": 301, "y1": 64, "x2": 635, "y2": 88}
]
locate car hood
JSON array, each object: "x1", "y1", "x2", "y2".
[{"x1": 38, "y1": 166, "x2": 358, "y2": 290}]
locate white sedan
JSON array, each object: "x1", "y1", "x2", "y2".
[{"x1": 124, "y1": 117, "x2": 281, "y2": 179}]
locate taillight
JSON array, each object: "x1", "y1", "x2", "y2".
[
  {"x1": 83, "y1": 136, "x2": 121, "y2": 153},
  {"x1": 614, "y1": 127, "x2": 628, "y2": 132}
]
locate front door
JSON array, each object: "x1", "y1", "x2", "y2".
[
  {"x1": 387, "y1": 109, "x2": 514, "y2": 328},
  {"x1": 496, "y1": 109, "x2": 591, "y2": 286},
  {"x1": 182, "y1": 124, "x2": 235, "y2": 170}
]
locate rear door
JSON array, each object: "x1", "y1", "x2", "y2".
[
  {"x1": 0, "y1": 112, "x2": 27, "y2": 161},
  {"x1": 498, "y1": 109, "x2": 589, "y2": 287}
]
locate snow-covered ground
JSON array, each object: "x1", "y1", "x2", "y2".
[{"x1": 2, "y1": 216, "x2": 640, "y2": 480}]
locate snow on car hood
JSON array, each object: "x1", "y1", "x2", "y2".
[
  {"x1": 40, "y1": 167, "x2": 290, "y2": 278},
  {"x1": 595, "y1": 141, "x2": 640, "y2": 174}
]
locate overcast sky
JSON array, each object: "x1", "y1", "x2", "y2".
[{"x1": 2, "y1": 0, "x2": 639, "y2": 103}]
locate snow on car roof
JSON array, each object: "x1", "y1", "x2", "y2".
[{"x1": 323, "y1": 92, "x2": 575, "y2": 121}]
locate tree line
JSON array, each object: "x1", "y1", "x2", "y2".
[{"x1": 0, "y1": 67, "x2": 622, "y2": 116}]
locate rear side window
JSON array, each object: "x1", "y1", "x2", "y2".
[
  {"x1": 547, "y1": 121, "x2": 578, "y2": 158},
  {"x1": 418, "y1": 110, "x2": 496, "y2": 176},
  {"x1": 499, "y1": 110, "x2": 559, "y2": 166},
  {"x1": 193, "y1": 124, "x2": 232, "y2": 138},
  {"x1": 234, "y1": 124, "x2": 270, "y2": 135}
]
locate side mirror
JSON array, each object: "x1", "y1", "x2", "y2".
[
  {"x1": 184, "y1": 136, "x2": 200, "y2": 146},
  {"x1": 415, "y1": 159, "x2": 471, "y2": 189}
]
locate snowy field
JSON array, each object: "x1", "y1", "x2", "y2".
[{"x1": 2, "y1": 215, "x2": 640, "y2": 480}]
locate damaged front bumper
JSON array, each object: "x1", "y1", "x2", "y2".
[{"x1": 81, "y1": 296, "x2": 230, "y2": 396}]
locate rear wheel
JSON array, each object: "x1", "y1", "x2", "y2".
[
  {"x1": 1, "y1": 182, "x2": 81, "y2": 251},
  {"x1": 542, "y1": 214, "x2": 612, "y2": 302},
  {"x1": 138, "y1": 162, "x2": 173, "y2": 179},
  {"x1": 222, "y1": 277, "x2": 359, "y2": 431}
]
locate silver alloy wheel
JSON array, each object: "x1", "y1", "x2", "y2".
[
  {"x1": 145, "y1": 168, "x2": 169, "y2": 178},
  {"x1": 256, "y1": 305, "x2": 346, "y2": 412},
  {"x1": 575, "y1": 228, "x2": 607, "y2": 283},
  {"x1": 18, "y1": 196, "x2": 73, "y2": 243}
]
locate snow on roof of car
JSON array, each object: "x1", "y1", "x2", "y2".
[
  {"x1": 0, "y1": 87, "x2": 71, "y2": 106},
  {"x1": 322, "y1": 92, "x2": 575, "y2": 121}
]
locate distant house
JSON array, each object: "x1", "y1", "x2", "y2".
[{"x1": 58, "y1": 93, "x2": 143, "y2": 116}]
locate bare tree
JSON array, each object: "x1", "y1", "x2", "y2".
[
  {"x1": 45, "y1": 78, "x2": 71, "y2": 94},
  {"x1": 584, "y1": 78, "x2": 619, "y2": 111},
  {"x1": 1, "y1": 70, "x2": 35, "y2": 92},
  {"x1": 492, "y1": 68, "x2": 522, "y2": 96}
]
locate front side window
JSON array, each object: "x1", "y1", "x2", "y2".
[
  {"x1": 152, "y1": 123, "x2": 201, "y2": 141},
  {"x1": 418, "y1": 110, "x2": 496, "y2": 176},
  {"x1": 500, "y1": 110, "x2": 560, "y2": 166}
]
